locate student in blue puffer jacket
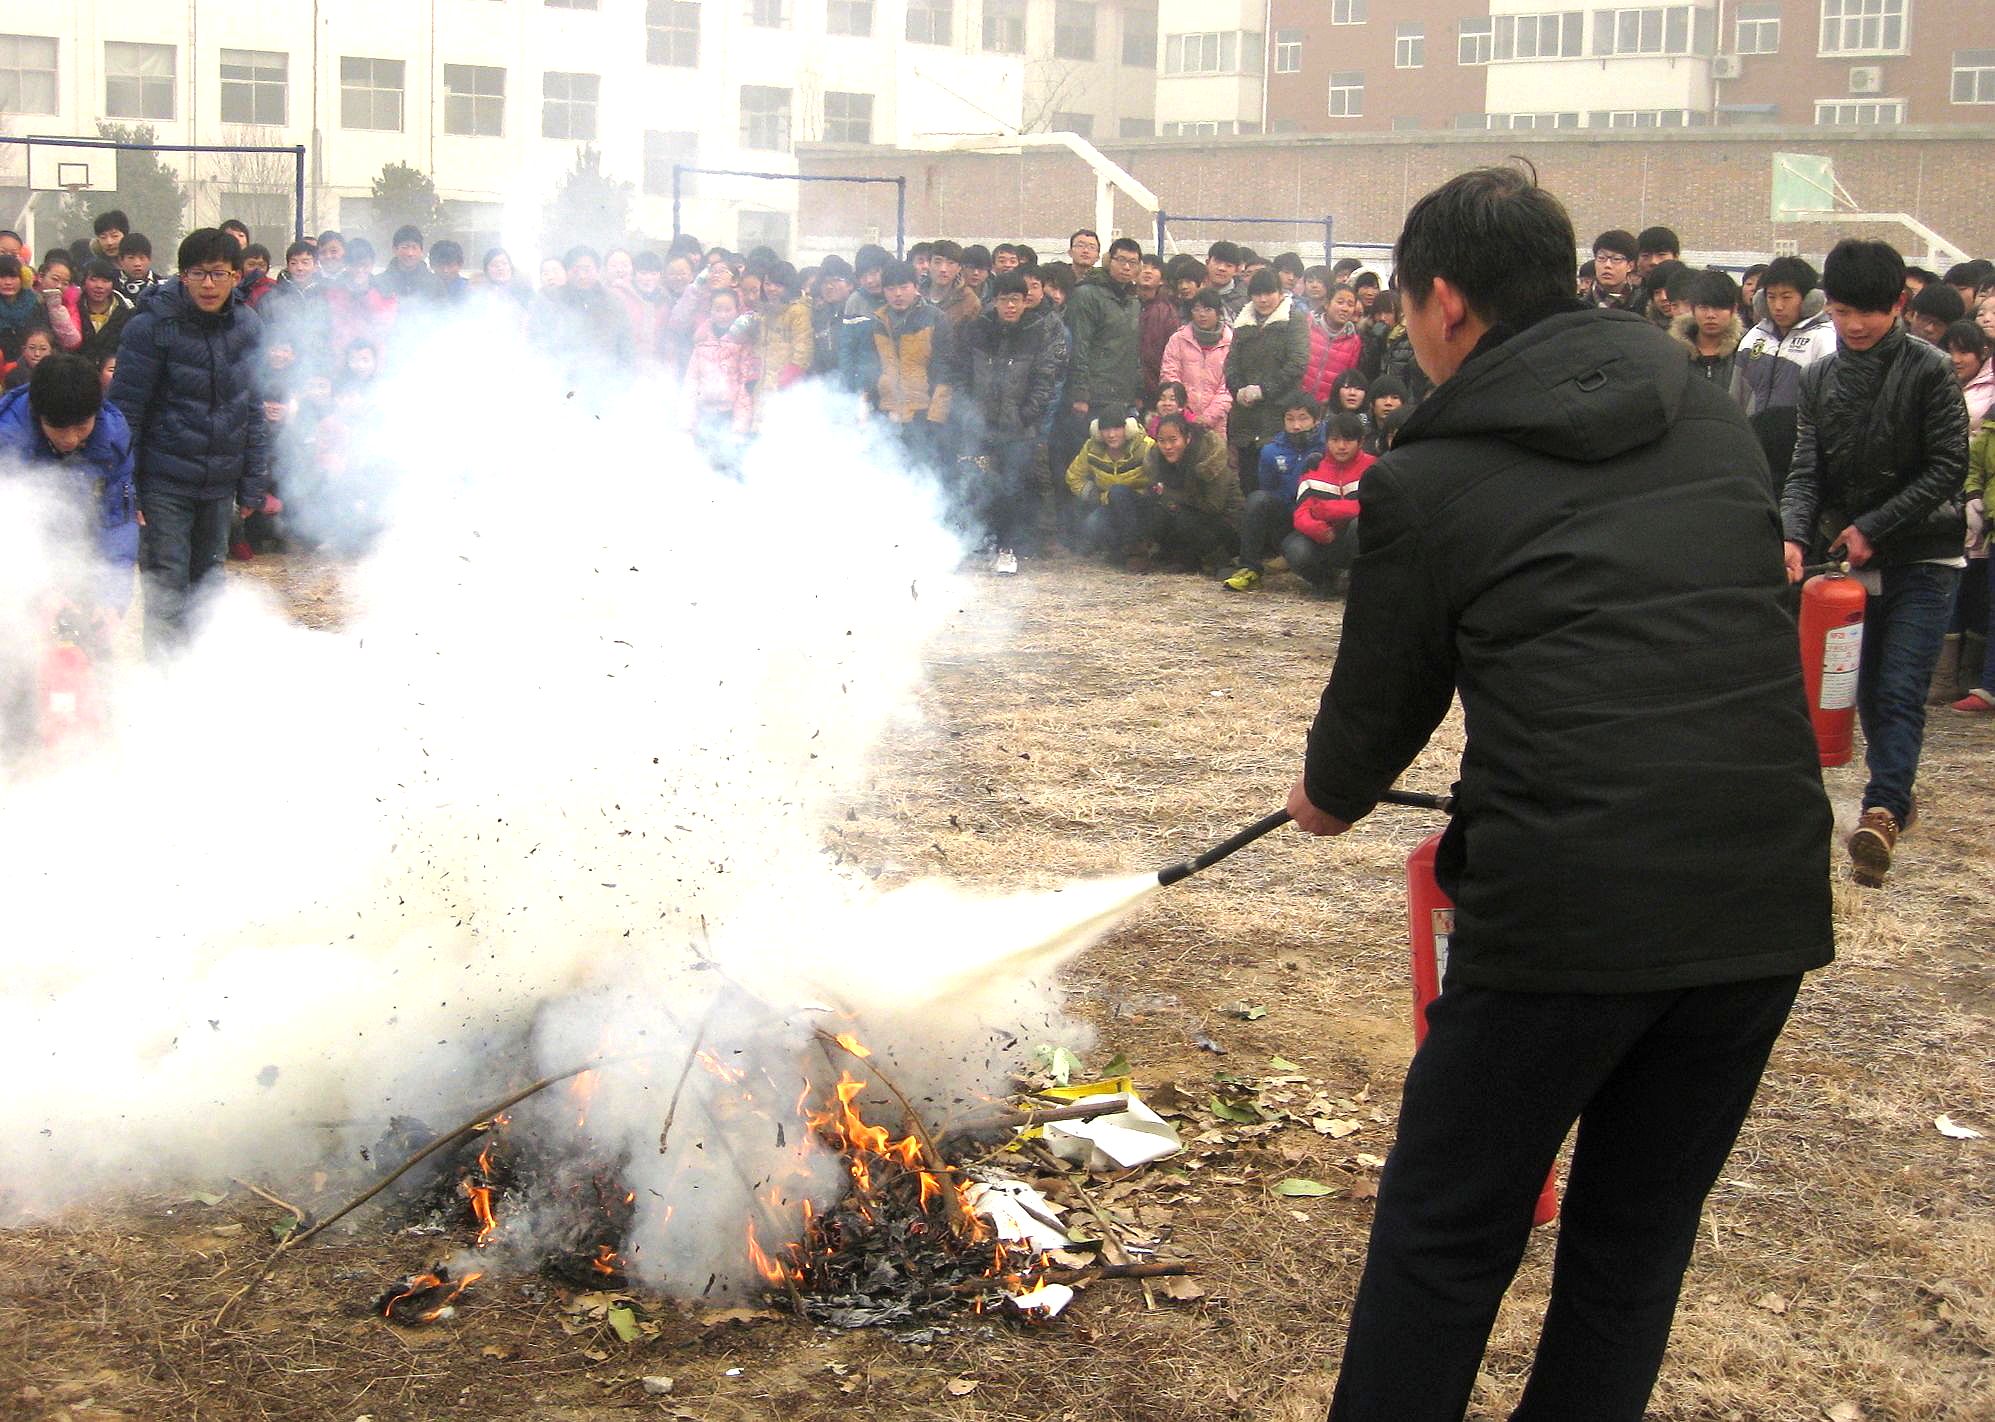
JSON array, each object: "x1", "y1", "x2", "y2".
[
  {"x1": 0, "y1": 353, "x2": 139, "y2": 615},
  {"x1": 107, "y1": 229, "x2": 271, "y2": 653}
]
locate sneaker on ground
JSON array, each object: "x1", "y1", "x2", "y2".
[
  {"x1": 1222, "y1": 566, "x2": 1261, "y2": 592},
  {"x1": 1847, "y1": 806, "x2": 1899, "y2": 888},
  {"x1": 1950, "y1": 688, "x2": 1995, "y2": 714},
  {"x1": 992, "y1": 548, "x2": 1019, "y2": 574}
]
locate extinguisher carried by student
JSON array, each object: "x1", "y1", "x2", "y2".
[
  {"x1": 1408, "y1": 829, "x2": 1561, "y2": 1228},
  {"x1": 1795, "y1": 565, "x2": 1865, "y2": 768}
]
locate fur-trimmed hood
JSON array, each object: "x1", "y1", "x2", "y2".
[{"x1": 1670, "y1": 311, "x2": 1744, "y2": 360}]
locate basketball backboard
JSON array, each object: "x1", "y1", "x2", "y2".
[
  {"x1": 26, "y1": 139, "x2": 121, "y2": 194},
  {"x1": 1770, "y1": 153, "x2": 1839, "y2": 222}
]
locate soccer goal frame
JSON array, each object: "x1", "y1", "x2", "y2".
[
  {"x1": 671, "y1": 166, "x2": 907, "y2": 258},
  {"x1": 1155, "y1": 211, "x2": 1335, "y2": 265}
]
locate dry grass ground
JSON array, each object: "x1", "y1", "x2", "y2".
[{"x1": 2, "y1": 551, "x2": 1989, "y2": 1422}]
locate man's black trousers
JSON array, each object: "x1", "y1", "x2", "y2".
[{"x1": 1328, "y1": 972, "x2": 1804, "y2": 1422}]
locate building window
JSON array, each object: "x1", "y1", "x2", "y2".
[
  {"x1": 1051, "y1": 110, "x2": 1095, "y2": 136},
  {"x1": 106, "y1": 41, "x2": 176, "y2": 120},
  {"x1": 1493, "y1": 13, "x2": 1585, "y2": 61},
  {"x1": 828, "y1": 0, "x2": 873, "y2": 35},
  {"x1": 443, "y1": 64, "x2": 505, "y2": 136},
  {"x1": 1166, "y1": 32, "x2": 1260, "y2": 75},
  {"x1": 740, "y1": 84, "x2": 792, "y2": 149},
  {"x1": 907, "y1": 0, "x2": 952, "y2": 43},
  {"x1": 1161, "y1": 119, "x2": 1223, "y2": 136},
  {"x1": 1717, "y1": 102, "x2": 1781, "y2": 123},
  {"x1": 647, "y1": 1, "x2": 700, "y2": 65},
  {"x1": 1123, "y1": 6, "x2": 1157, "y2": 67},
  {"x1": 1814, "y1": 96, "x2": 1905, "y2": 123},
  {"x1": 824, "y1": 90, "x2": 874, "y2": 141},
  {"x1": 643, "y1": 129, "x2": 697, "y2": 195},
  {"x1": 1735, "y1": 1, "x2": 1780, "y2": 54},
  {"x1": 546, "y1": 0, "x2": 600, "y2": 8},
  {"x1": 1274, "y1": 29, "x2": 1302, "y2": 73},
  {"x1": 338, "y1": 56, "x2": 402, "y2": 130},
  {"x1": 1952, "y1": 49, "x2": 1995, "y2": 103},
  {"x1": 542, "y1": 71, "x2": 599, "y2": 139},
  {"x1": 1390, "y1": 115, "x2": 1422, "y2": 130},
  {"x1": 1119, "y1": 115, "x2": 1153, "y2": 136},
  {"x1": 220, "y1": 49, "x2": 287, "y2": 125},
  {"x1": 983, "y1": 0, "x2": 1025, "y2": 53},
  {"x1": 1055, "y1": 1, "x2": 1097, "y2": 60},
  {"x1": 1395, "y1": 23, "x2": 1424, "y2": 67},
  {"x1": 745, "y1": 0, "x2": 788, "y2": 28},
  {"x1": 1819, "y1": 0, "x2": 1905, "y2": 56},
  {"x1": 1331, "y1": 0, "x2": 1365, "y2": 24},
  {"x1": 1327, "y1": 70, "x2": 1363, "y2": 116},
  {"x1": 0, "y1": 35, "x2": 57, "y2": 115},
  {"x1": 1459, "y1": 18, "x2": 1494, "y2": 64},
  {"x1": 1594, "y1": 7, "x2": 1710, "y2": 57}
]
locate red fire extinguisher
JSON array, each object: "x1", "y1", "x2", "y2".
[
  {"x1": 37, "y1": 607, "x2": 102, "y2": 753},
  {"x1": 1407, "y1": 831, "x2": 1560, "y2": 1227},
  {"x1": 1797, "y1": 569, "x2": 1866, "y2": 768}
]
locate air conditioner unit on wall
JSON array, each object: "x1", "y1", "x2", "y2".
[
  {"x1": 1712, "y1": 54, "x2": 1742, "y2": 80},
  {"x1": 1849, "y1": 66, "x2": 1883, "y2": 94},
  {"x1": 1773, "y1": 239, "x2": 1800, "y2": 256}
]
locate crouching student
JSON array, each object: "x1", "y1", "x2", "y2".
[
  {"x1": 1284, "y1": 411, "x2": 1373, "y2": 595},
  {"x1": 1064, "y1": 415, "x2": 1154, "y2": 560},
  {"x1": 0, "y1": 355, "x2": 139, "y2": 749},
  {"x1": 1227, "y1": 394, "x2": 1325, "y2": 591},
  {"x1": 1139, "y1": 412, "x2": 1243, "y2": 572}
]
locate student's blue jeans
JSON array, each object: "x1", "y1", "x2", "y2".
[
  {"x1": 1856, "y1": 561, "x2": 1960, "y2": 824},
  {"x1": 139, "y1": 488, "x2": 235, "y2": 656}
]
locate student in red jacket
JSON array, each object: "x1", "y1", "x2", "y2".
[{"x1": 1286, "y1": 410, "x2": 1373, "y2": 594}]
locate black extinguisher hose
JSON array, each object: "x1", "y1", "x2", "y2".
[{"x1": 1157, "y1": 789, "x2": 1455, "y2": 887}]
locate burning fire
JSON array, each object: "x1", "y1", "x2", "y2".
[
  {"x1": 589, "y1": 1244, "x2": 622, "y2": 1276},
  {"x1": 380, "y1": 1269, "x2": 485, "y2": 1324},
  {"x1": 832, "y1": 1032, "x2": 872, "y2": 1059}
]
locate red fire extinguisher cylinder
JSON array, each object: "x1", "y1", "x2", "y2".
[{"x1": 1797, "y1": 572, "x2": 1866, "y2": 768}]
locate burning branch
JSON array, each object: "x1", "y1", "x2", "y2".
[
  {"x1": 814, "y1": 1028, "x2": 972, "y2": 1240},
  {"x1": 656, "y1": 997, "x2": 721, "y2": 1156}
]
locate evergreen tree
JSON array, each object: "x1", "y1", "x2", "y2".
[
  {"x1": 542, "y1": 147, "x2": 634, "y2": 260},
  {"x1": 366, "y1": 162, "x2": 447, "y2": 248},
  {"x1": 56, "y1": 124, "x2": 190, "y2": 255}
]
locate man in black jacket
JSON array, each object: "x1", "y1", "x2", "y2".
[
  {"x1": 109, "y1": 229, "x2": 271, "y2": 653},
  {"x1": 1286, "y1": 167, "x2": 1833, "y2": 1421},
  {"x1": 947, "y1": 270, "x2": 1066, "y2": 569},
  {"x1": 1782, "y1": 239, "x2": 1969, "y2": 886}
]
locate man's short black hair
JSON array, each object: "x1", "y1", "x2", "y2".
[
  {"x1": 1397, "y1": 165, "x2": 1577, "y2": 329},
  {"x1": 909, "y1": 241, "x2": 934, "y2": 260},
  {"x1": 1330, "y1": 257, "x2": 1362, "y2": 279},
  {"x1": 1943, "y1": 320, "x2": 1990, "y2": 361},
  {"x1": 284, "y1": 240, "x2": 314, "y2": 263},
  {"x1": 1903, "y1": 265, "x2": 1938, "y2": 287},
  {"x1": 176, "y1": 228, "x2": 240, "y2": 272},
  {"x1": 927, "y1": 239, "x2": 963, "y2": 264},
  {"x1": 1281, "y1": 393, "x2": 1320, "y2": 419},
  {"x1": 28, "y1": 353, "x2": 103, "y2": 428},
  {"x1": 83, "y1": 257, "x2": 118, "y2": 283},
  {"x1": 854, "y1": 243, "x2": 892, "y2": 276},
  {"x1": 1822, "y1": 239, "x2": 1907, "y2": 314},
  {"x1": 1240, "y1": 249, "x2": 1266, "y2": 266},
  {"x1": 1107, "y1": 236, "x2": 1141, "y2": 260},
  {"x1": 392, "y1": 224, "x2": 424, "y2": 248},
  {"x1": 961, "y1": 244, "x2": 992, "y2": 270},
  {"x1": 1909, "y1": 282, "x2": 1966, "y2": 325},
  {"x1": 564, "y1": 244, "x2": 600, "y2": 269},
  {"x1": 238, "y1": 243, "x2": 271, "y2": 269},
  {"x1": 221, "y1": 218, "x2": 251, "y2": 239},
  {"x1": 36, "y1": 249, "x2": 72, "y2": 276},
  {"x1": 765, "y1": 260, "x2": 798, "y2": 293},
  {"x1": 1637, "y1": 225, "x2": 1680, "y2": 256},
  {"x1": 634, "y1": 249, "x2": 665, "y2": 273},
  {"x1": 1760, "y1": 255, "x2": 1816, "y2": 295},
  {"x1": 122, "y1": 233, "x2": 152, "y2": 259},
  {"x1": 93, "y1": 210, "x2": 129, "y2": 237},
  {"x1": 1740, "y1": 262, "x2": 1768, "y2": 287},
  {"x1": 1206, "y1": 239, "x2": 1241, "y2": 265},
  {"x1": 1592, "y1": 228, "x2": 1639, "y2": 261},
  {"x1": 1069, "y1": 229, "x2": 1100, "y2": 248},
  {"x1": 1164, "y1": 253, "x2": 1205, "y2": 285},
  {"x1": 1326, "y1": 410, "x2": 1365, "y2": 441},
  {"x1": 0, "y1": 254, "x2": 20, "y2": 280},
  {"x1": 880, "y1": 259, "x2": 919, "y2": 288},
  {"x1": 431, "y1": 239, "x2": 464, "y2": 267},
  {"x1": 315, "y1": 229, "x2": 343, "y2": 248},
  {"x1": 992, "y1": 242, "x2": 1019, "y2": 260},
  {"x1": 1942, "y1": 261, "x2": 1985, "y2": 287},
  {"x1": 1654, "y1": 261, "x2": 1694, "y2": 301},
  {"x1": 1272, "y1": 252, "x2": 1305, "y2": 277},
  {"x1": 991, "y1": 270, "x2": 1029, "y2": 299},
  {"x1": 1687, "y1": 269, "x2": 1739, "y2": 311},
  {"x1": 1247, "y1": 268, "x2": 1282, "y2": 296},
  {"x1": 1352, "y1": 269, "x2": 1381, "y2": 291},
  {"x1": 1140, "y1": 253, "x2": 1164, "y2": 272}
]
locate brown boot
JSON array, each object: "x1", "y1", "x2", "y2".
[
  {"x1": 1848, "y1": 806, "x2": 1900, "y2": 888},
  {"x1": 1926, "y1": 633, "x2": 1961, "y2": 705}
]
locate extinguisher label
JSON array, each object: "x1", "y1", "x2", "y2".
[
  {"x1": 1819, "y1": 622, "x2": 1863, "y2": 712},
  {"x1": 1431, "y1": 908, "x2": 1453, "y2": 989}
]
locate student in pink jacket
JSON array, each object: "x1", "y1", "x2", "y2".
[
  {"x1": 1160, "y1": 290, "x2": 1234, "y2": 446},
  {"x1": 682, "y1": 287, "x2": 760, "y2": 435}
]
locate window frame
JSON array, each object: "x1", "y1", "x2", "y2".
[
  {"x1": 906, "y1": 0, "x2": 952, "y2": 44},
  {"x1": 827, "y1": 0, "x2": 874, "y2": 37},
  {"x1": 443, "y1": 63, "x2": 506, "y2": 137},
  {"x1": 1330, "y1": 0, "x2": 1366, "y2": 25},
  {"x1": 1326, "y1": 69, "x2": 1364, "y2": 117},
  {"x1": 1818, "y1": 0, "x2": 1906, "y2": 57},
  {"x1": 1274, "y1": 28, "x2": 1302, "y2": 74},
  {"x1": 1054, "y1": 0, "x2": 1097, "y2": 61},
  {"x1": 1735, "y1": 1, "x2": 1780, "y2": 54},
  {"x1": 823, "y1": 90, "x2": 874, "y2": 142},
  {"x1": 1813, "y1": 95, "x2": 1905, "y2": 123},
  {"x1": 1493, "y1": 13, "x2": 1585, "y2": 61},
  {"x1": 106, "y1": 40, "x2": 178, "y2": 121},
  {"x1": 541, "y1": 70, "x2": 600, "y2": 140},
  {"x1": 1459, "y1": 18, "x2": 1494, "y2": 65},
  {"x1": 646, "y1": 0, "x2": 701, "y2": 66},
  {"x1": 1122, "y1": 6, "x2": 1157, "y2": 67},
  {"x1": 744, "y1": 0, "x2": 789, "y2": 30},
  {"x1": 740, "y1": 83, "x2": 794, "y2": 151},
  {"x1": 219, "y1": 48, "x2": 288, "y2": 126},
  {"x1": 1395, "y1": 22, "x2": 1424, "y2": 68},
  {"x1": 982, "y1": 0, "x2": 1026, "y2": 53},
  {"x1": 0, "y1": 34, "x2": 58, "y2": 116},
  {"x1": 1951, "y1": 48, "x2": 1995, "y2": 103},
  {"x1": 338, "y1": 54, "x2": 403, "y2": 132}
]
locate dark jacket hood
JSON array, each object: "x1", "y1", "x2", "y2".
[{"x1": 1399, "y1": 307, "x2": 1687, "y2": 464}]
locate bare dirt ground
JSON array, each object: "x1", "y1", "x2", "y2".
[{"x1": 3, "y1": 551, "x2": 1990, "y2": 1422}]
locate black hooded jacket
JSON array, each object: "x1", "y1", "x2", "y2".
[
  {"x1": 1304, "y1": 305, "x2": 1833, "y2": 993},
  {"x1": 1782, "y1": 323, "x2": 1969, "y2": 566}
]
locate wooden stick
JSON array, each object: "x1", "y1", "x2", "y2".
[
  {"x1": 814, "y1": 1029, "x2": 973, "y2": 1239},
  {"x1": 1026, "y1": 1140, "x2": 1158, "y2": 1311},
  {"x1": 657, "y1": 998, "x2": 722, "y2": 1155},
  {"x1": 941, "y1": 1260, "x2": 1195, "y2": 1295},
  {"x1": 942, "y1": 1095, "x2": 1133, "y2": 1137},
  {"x1": 229, "y1": 1178, "x2": 311, "y2": 1229},
  {"x1": 211, "y1": 1060, "x2": 600, "y2": 1329}
]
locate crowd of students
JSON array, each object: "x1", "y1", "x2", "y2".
[{"x1": 0, "y1": 208, "x2": 1989, "y2": 864}]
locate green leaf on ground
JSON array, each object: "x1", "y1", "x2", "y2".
[
  {"x1": 1273, "y1": 1178, "x2": 1337, "y2": 1198},
  {"x1": 1209, "y1": 1097, "x2": 1263, "y2": 1123},
  {"x1": 607, "y1": 1305, "x2": 641, "y2": 1343}
]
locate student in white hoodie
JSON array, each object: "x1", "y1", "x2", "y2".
[{"x1": 1730, "y1": 254, "x2": 1839, "y2": 493}]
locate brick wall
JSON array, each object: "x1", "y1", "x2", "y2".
[{"x1": 796, "y1": 128, "x2": 1993, "y2": 260}]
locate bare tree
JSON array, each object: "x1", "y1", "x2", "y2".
[{"x1": 1021, "y1": 59, "x2": 1095, "y2": 134}]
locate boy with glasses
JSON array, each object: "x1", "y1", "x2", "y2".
[{"x1": 1587, "y1": 229, "x2": 1639, "y2": 310}]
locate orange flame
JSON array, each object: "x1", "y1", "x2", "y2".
[
  {"x1": 382, "y1": 1269, "x2": 485, "y2": 1323},
  {"x1": 696, "y1": 1049, "x2": 747, "y2": 1085},
  {"x1": 744, "y1": 1217, "x2": 792, "y2": 1286},
  {"x1": 832, "y1": 1032, "x2": 873, "y2": 1059},
  {"x1": 570, "y1": 1069, "x2": 600, "y2": 1129},
  {"x1": 589, "y1": 1244, "x2": 621, "y2": 1276}
]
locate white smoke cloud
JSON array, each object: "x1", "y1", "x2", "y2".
[{"x1": 0, "y1": 308, "x2": 1141, "y2": 1293}]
